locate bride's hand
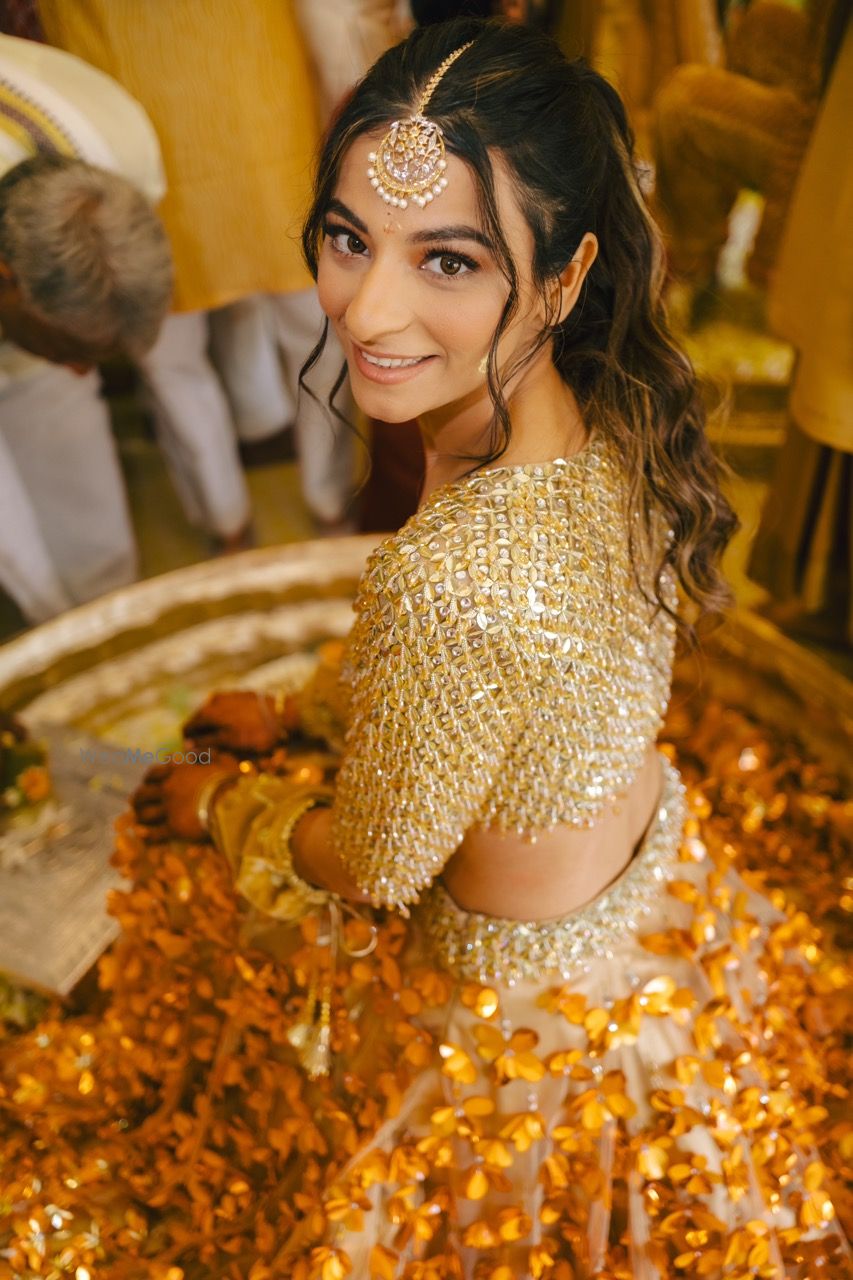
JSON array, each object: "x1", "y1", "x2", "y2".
[
  {"x1": 131, "y1": 762, "x2": 238, "y2": 841},
  {"x1": 183, "y1": 691, "x2": 298, "y2": 755}
]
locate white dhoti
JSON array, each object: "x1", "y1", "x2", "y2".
[
  {"x1": 210, "y1": 289, "x2": 357, "y2": 525},
  {"x1": 138, "y1": 310, "x2": 252, "y2": 539},
  {"x1": 0, "y1": 363, "x2": 137, "y2": 623}
]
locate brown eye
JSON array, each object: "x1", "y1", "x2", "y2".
[
  {"x1": 424, "y1": 250, "x2": 477, "y2": 278},
  {"x1": 324, "y1": 225, "x2": 368, "y2": 257}
]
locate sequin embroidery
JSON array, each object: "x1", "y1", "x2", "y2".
[{"x1": 331, "y1": 436, "x2": 678, "y2": 908}]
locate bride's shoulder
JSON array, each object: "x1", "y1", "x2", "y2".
[
  {"x1": 355, "y1": 435, "x2": 627, "y2": 623},
  {"x1": 352, "y1": 482, "x2": 511, "y2": 639}
]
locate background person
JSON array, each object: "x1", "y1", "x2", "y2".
[
  {"x1": 205, "y1": 0, "x2": 409, "y2": 523},
  {"x1": 40, "y1": 0, "x2": 360, "y2": 537},
  {"x1": 748, "y1": 10, "x2": 853, "y2": 643},
  {"x1": 653, "y1": 0, "x2": 834, "y2": 307},
  {"x1": 0, "y1": 33, "x2": 170, "y2": 624}
]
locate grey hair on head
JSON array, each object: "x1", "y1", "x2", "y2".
[{"x1": 0, "y1": 153, "x2": 172, "y2": 358}]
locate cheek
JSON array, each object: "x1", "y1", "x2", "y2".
[
  {"x1": 428, "y1": 286, "x2": 502, "y2": 356},
  {"x1": 316, "y1": 254, "x2": 351, "y2": 322}
]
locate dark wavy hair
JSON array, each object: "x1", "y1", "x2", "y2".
[{"x1": 303, "y1": 18, "x2": 737, "y2": 634}]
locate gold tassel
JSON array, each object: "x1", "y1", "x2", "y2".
[
  {"x1": 285, "y1": 967, "x2": 333, "y2": 1078},
  {"x1": 285, "y1": 971, "x2": 317, "y2": 1052},
  {"x1": 285, "y1": 901, "x2": 376, "y2": 1079},
  {"x1": 300, "y1": 998, "x2": 332, "y2": 1080},
  {"x1": 284, "y1": 1018, "x2": 311, "y2": 1052},
  {"x1": 297, "y1": 902, "x2": 338, "y2": 1079}
]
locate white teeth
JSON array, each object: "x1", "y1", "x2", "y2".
[{"x1": 361, "y1": 352, "x2": 425, "y2": 368}]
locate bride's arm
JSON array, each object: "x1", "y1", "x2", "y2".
[
  {"x1": 198, "y1": 535, "x2": 520, "y2": 916},
  {"x1": 290, "y1": 804, "x2": 370, "y2": 901},
  {"x1": 296, "y1": 537, "x2": 522, "y2": 913}
]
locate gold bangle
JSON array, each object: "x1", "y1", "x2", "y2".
[
  {"x1": 269, "y1": 784, "x2": 334, "y2": 900},
  {"x1": 196, "y1": 771, "x2": 238, "y2": 834}
]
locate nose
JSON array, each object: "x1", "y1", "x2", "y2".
[{"x1": 344, "y1": 254, "x2": 413, "y2": 348}]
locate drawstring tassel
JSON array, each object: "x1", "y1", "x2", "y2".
[
  {"x1": 299, "y1": 990, "x2": 333, "y2": 1079},
  {"x1": 286, "y1": 900, "x2": 377, "y2": 1080},
  {"x1": 286, "y1": 902, "x2": 337, "y2": 1080},
  {"x1": 285, "y1": 968, "x2": 317, "y2": 1053}
]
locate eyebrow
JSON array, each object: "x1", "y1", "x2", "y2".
[
  {"x1": 410, "y1": 224, "x2": 494, "y2": 250},
  {"x1": 326, "y1": 198, "x2": 368, "y2": 234},
  {"x1": 325, "y1": 198, "x2": 493, "y2": 251}
]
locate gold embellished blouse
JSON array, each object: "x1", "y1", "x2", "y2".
[{"x1": 331, "y1": 434, "x2": 678, "y2": 909}]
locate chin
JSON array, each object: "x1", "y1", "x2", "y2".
[
  {"x1": 360, "y1": 403, "x2": 424, "y2": 425},
  {"x1": 349, "y1": 384, "x2": 428, "y2": 425}
]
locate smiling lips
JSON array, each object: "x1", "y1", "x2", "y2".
[
  {"x1": 351, "y1": 343, "x2": 434, "y2": 384},
  {"x1": 362, "y1": 351, "x2": 424, "y2": 368}
]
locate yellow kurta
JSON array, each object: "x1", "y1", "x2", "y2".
[
  {"x1": 748, "y1": 23, "x2": 853, "y2": 634},
  {"x1": 768, "y1": 18, "x2": 853, "y2": 451},
  {"x1": 40, "y1": 0, "x2": 321, "y2": 312}
]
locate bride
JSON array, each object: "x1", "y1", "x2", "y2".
[{"x1": 5, "y1": 17, "x2": 849, "y2": 1280}]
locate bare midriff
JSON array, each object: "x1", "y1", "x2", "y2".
[{"x1": 440, "y1": 746, "x2": 663, "y2": 920}]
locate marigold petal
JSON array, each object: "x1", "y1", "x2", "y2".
[
  {"x1": 369, "y1": 1244, "x2": 398, "y2": 1280},
  {"x1": 461, "y1": 1167, "x2": 490, "y2": 1200}
]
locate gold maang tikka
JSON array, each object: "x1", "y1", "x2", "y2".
[{"x1": 367, "y1": 41, "x2": 474, "y2": 210}]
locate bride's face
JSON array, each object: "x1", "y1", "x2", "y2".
[{"x1": 317, "y1": 133, "x2": 547, "y2": 424}]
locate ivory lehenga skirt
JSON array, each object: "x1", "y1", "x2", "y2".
[
  {"x1": 265, "y1": 758, "x2": 849, "y2": 1279},
  {"x1": 2, "y1": 757, "x2": 850, "y2": 1279}
]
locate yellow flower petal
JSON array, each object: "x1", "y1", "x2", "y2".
[
  {"x1": 478, "y1": 1139, "x2": 514, "y2": 1170},
  {"x1": 472, "y1": 1025, "x2": 505, "y2": 1063},
  {"x1": 497, "y1": 1207, "x2": 532, "y2": 1241},
  {"x1": 509, "y1": 1028, "x2": 539, "y2": 1052},
  {"x1": 581, "y1": 1099, "x2": 607, "y2": 1131},
  {"x1": 461, "y1": 1167, "x2": 490, "y2": 1200},
  {"x1": 583, "y1": 1007, "x2": 610, "y2": 1039},
  {"x1": 438, "y1": 1042, "x2": 478, "y2": 1084},
  {"x1": 369, "y1": 1244, "x2": 398, "y2": 1280},
  {"x1": 557, "y1": 992, "x2": 587, "y2": 1024},
  {"x1": 462, "y1": 1221, "x2": 500, "y2": 1249},
  {"x1": 463, "y1": 1095, "x2": 495, "y2": 1118},
  {"x1": 507, "y1": 1051, "x2": 546, "y2": 1083},
  {"x1": 473, "y1": 987, "x2": 500, "y2": 1018},
  {"x1": 638, "y1": 1142, "x2": 670, "y2": 1179}
]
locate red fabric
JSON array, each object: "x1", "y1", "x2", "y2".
[
  {"x1": 359, "y1": 419, "x2": 424, "y2": 533},
  {"x1": 0, "y1": 0, "x2": 43, "y2": 40}
]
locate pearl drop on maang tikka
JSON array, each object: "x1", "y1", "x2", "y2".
[{"x1": 367, "y1": 41, "x2": 473, "y2": 210}]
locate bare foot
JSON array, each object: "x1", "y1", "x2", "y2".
[
  {"x1": 312, "y1": 514, "x2": 358, "y2": 539},
  {"x1": 212, "y1": 522, "x2": 255, "y2": 556}
]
